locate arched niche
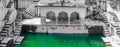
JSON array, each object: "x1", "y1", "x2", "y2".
[
  {"x1": 58, "y1": 11, "x2": 68, "y2": 24},
  {"x1": 70, "y1": 12, "x2": 80, "y2": 24}
]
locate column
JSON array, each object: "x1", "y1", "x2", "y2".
[
  {"x1": 37, "y1": 6, "x2": 39, "y2": 17},
  {"x1": 41, "y1": 16, "x2": 45, "y2": 25},
  {"x1": 68, "y1": 17, "x2": 70, "y2": 25},
  {"x1": 13, "y1": 22, "x2": 16, "y2": 32},
  {"x1": 80, "y1": 14, "x2": 85, "y2": 30},
  {"x1": 68, "y1": 14, "x2": 70, "y2": 25},
  {"x1": 79, "y1": 16, "x2": 81, "y2": 25},
  {"x1": 56, "y1": 17, "x2": 58, "y2": 25},
  {"x1": 8, "y1": 24, "x2": 11, "y2": 37},
  {"x1": 56, "y1": 13, "x2": 58, "y2": 25}
]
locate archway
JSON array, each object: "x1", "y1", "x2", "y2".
[
  {"x1": 58, "y1": 11, "x2": 68, "y2": 24},
  {"x1": 70, "y1": 12, "x2": 80, "y2": 24},
  {"x1": 46, "y1": 11, "x2": 56, "y2": 24}
]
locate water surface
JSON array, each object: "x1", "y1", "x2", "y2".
[{"x1": 15, "y1": 32, "x2": 105, "y2": 47}]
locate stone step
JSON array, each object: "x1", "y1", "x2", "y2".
[
  {"x1": 5, "y1": 23, "x2": 11, "y2": 25},
  {"x1": 106, "y1": 33, "x2": 110, "y2": 34},
  {"x1": 105, "y1": 30, "x2": 109, "y2": 32},
  {"x1": 3, "y1": 27, "x2": 9, "y2": 30},
  {"x1": 15, "y1": 21, "x2": 20, "y2": 23},
  {"x1": 105, "y1": 32, "x2": 110, "y2": 34},
  {"x1": 1, "y1": 31, "x2": 7, "y2": 33},
  {"x1": 0, "y1": 36, "x2": 5, "y2": 42},
  {"x1": 15, "y1": 28, "x2": 21, "y2": 30},
  {"x1": 105, "y1": 34, "x2": 111, "y2": 36},
  {"x1": 104, "y1": 34, "x2": 110, "y2": 35},
  {"x1": 17, "y1": 25, "x2": 22, "y2": 27},
  {"x1": 14, "y1": 32, "x2": 20, "y2": 34},
  {"x1": 105, "y1": 31, "x2": 110, "y2": 33},
  {"x1": 104, "y1": 29, "x2": 109, "y2": 31},
  {"x1": 1, "y1": 38, "x2": 12, "y2": 45},
  {"x1": 4, "y1": 25, "x2": 10, "y2": 28},
  {"x1": 104, "y1": 32, "x2": 111, "y2": 34},
  {"x1": 15, "y1": 29, "x2": 21, "y2": 31},
  {"x1": 16, "y1": 26, "x2": 22, "y2": 28},
  {"x1": 104, "y1": 30, "x2": 109, "y2": 32},
  {"x1": 14, "y1": 30, "x2": 21, "y2": 33},
  {"x1": 17, "y1": 23, "x2": 22, "y2": 26},
  {"x1": 14, "y1": 36, "x2": 24, "y2": 44},
  {"x1": 2, "y1": 29, "x2": 8, "y2": 31},
  {"x1": 16, "y1": 28, "x2": 21, "y2": 30},
  {"x1": 14, "y1": 33, "x2": 20, "y2": 36},
  {"x1": 1, "y1": 33, "x2": 7, "y2": 35},
  {"x1": 116, "y1": 28, "x2": 120, "y2": 31},
  {"x1": 104, "y1": 31, "x2": 110, "y2": 34}
]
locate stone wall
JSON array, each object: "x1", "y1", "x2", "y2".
[
  {"x1": 22, "y1": 25, "x2": 88, "y2": 34},
  {"x1": 38, "y1": 7, "x2": 86, "y2": 25}
]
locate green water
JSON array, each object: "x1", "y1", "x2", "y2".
[{"x1": 15, "y1": 32, "x2": 105, "y2": 47}]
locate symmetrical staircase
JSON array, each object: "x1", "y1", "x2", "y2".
[
  {"x1": 0, "y1": 9, "x2": 11, "y2": 36},
  {"x1": 0, "y1": 23, "x2": 10, "y2": 36},
  {"x1": 103, "y1": 26, "x2": 111, "y2": 36},
  {"x1": 101, "y1": 12, "x2": 111, "y2": 36},
  {"x1": 13, "y1": 13, "x2": 23, "y2": 36},
  {"x1": 104, "y1": 2, "x2": 120, "y2": 37},
  {"x1": 21, "y1": 3, "x2": 36, "y2": 19},
  {"x1": 22, "y1": 10, "x2": 34, "y2": 19},
  {"x1": 111, "y1": 12, "x2": 120, "y2": 36},
  {"x1": 13, "y1": 23, "x2": 22, "y2": 36},
  {"x1": 113, "y1": 25, "x2": 120, "y2": 36},
  {"x1": 103, "y1": 11, "x2": 120, "y2": 37},
  {"x1": 0, "y1": 0, "x2": 24, "y2": 46}
]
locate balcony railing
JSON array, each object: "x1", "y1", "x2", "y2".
[
  {"x1": 6, "y1": 1, "x2": 13, "y2": 8},
  {"x1": 22, "y1": 5, "x2": 35, "y2": 19},
  {"x1": 22, "y1": 11, "x2": 34, "y2": 19}
]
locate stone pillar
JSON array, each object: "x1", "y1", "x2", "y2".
[
  {"x1": 41, "y1": 16, "x2": 46, "y2": 25},
  {"x1": 80, "y1": 13, "x2": 85, "y2": 31},
  {"x1": 37, "y1": 6, "x2": 39, "y2": 17},
  {"x1": 7, "y1": 24, "x2": 12, "y2": 37},
  {"x1": 56, "y1": 17, "x2": 58, "y2": 25},
  {"x1": 81, "y1": 17, "x2": 85, "y2": 25},
  {"x1": 13, "y1": 22, "x2": 16, "y2": 32},
  {"x1": 79, "y1": 16, "x2": 81, "y2": 25},
  {"x1": 68, "y1": 17, "x2": 70, "y2": 25},
  {"x1": 56, "y1": 13, "x2": 58, "y2": 25},
  {"x1": 68, "y1": 14, "x2": 70, "y2": 25}
]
